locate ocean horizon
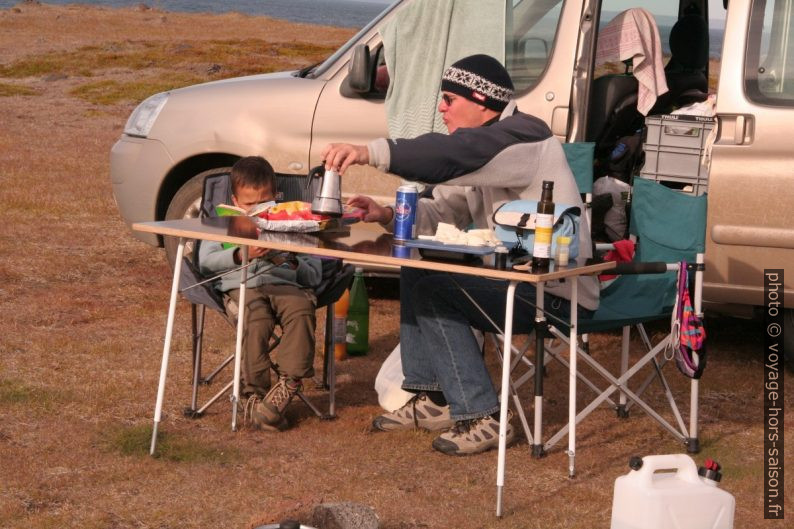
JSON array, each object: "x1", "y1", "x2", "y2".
[{"x1": 0, "y1": 0, "x2": 393, "y2": 28}]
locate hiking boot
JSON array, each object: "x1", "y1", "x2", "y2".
[
  {"x1": 431, "y1": 412, "x2": 515, "y2": 456},
  {"x1": 241, "y1": 394, "x2": 263, "y2": 425},
  {"x1": 372, "y1": 392, "x2": 454, "y2": 432},
  {"x1": 250, "y1": 376, "x2": 301, "y2": 431}
]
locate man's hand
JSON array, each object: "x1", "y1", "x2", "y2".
[
  {"x1": 321, "y1": 143, "x2": 369, "y2": 174},
  {"x1": 347, "y1": 195, "x2": 393, "y2": 225}
]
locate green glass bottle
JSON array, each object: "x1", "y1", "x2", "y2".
[{"x1": 346, "y1": 267, "x2": 369, "y2": 356}]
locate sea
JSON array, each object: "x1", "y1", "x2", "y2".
[
  {"x1": 1, "y1": 0, "x2": 724, "y2": 57},
  {"x1": 0, "y1": 0, "x2": 393, "y2": 28}
]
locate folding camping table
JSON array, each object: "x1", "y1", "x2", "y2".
[{"x1": 133, "y1": 216, "x2": 613, "y2": 517}]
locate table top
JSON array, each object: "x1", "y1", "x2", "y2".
[{"x1": 133, "y1": 217, "x2": 614, "y2": 282}]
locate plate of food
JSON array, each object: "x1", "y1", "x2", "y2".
[
  {"x1": 403, "y1": 223, "x2": 508, "y2": 261},
  {"x1": 217, "y1": 201, "x2": 365, "y2": 233}
]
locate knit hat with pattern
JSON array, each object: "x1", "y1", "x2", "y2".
[{"x1": 440, "y1": 54, "x2": 514, "y2": 112}]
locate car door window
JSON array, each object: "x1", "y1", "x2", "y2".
[
  {"x1": 505, "y1": 0, "x2": 566, "y2": 91},
  {"x1": 745, "y1": 0, "x2": 794, "y2": 105}
]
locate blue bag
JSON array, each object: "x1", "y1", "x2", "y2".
[{"x1": 492, "y1": 201, "x2": 581, "y2": 259}]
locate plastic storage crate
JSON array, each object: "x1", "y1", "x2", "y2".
[{"x1": 639, "y1": 114, "x2": 716, "y2": 195}]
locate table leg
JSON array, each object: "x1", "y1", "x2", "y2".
[
  {"x1": 567, "y1": 278, "x2": 578, "y2": 477},
  {"x1": 150, "y1": 238, "x2": 186, "y2": 456},
  {"x1": 231, "y1": 247, "x2": 249, "y2": 431},
  {"x1": 496, "y1": 280, "x2": 518, "y2": 517},
  {"x1": 532, "y1": 282, "x2": 546, "y2": 458}
]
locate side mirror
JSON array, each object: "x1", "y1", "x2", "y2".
[{"x1": 348, "y1": 44, "x2": 372, "y2": 93}]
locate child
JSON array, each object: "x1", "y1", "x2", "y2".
[{"x1": 198, "y1": 156, "x2": 323, "y2": 431}]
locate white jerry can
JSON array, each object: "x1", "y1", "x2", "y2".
[{"x1": 610, "y1": 454, "x2": 735, "y2": 529}]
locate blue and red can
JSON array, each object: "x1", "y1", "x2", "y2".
[
  {"x1": 391, "y1": 243, "x2": 411, "y2": 259},
  {"x1": 393, "y1": 184, "x2": 418, "y2": 241}
]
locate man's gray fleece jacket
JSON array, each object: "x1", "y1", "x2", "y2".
[{"x1": 367, "y1": 101, "x2": 599, "y2": 311}]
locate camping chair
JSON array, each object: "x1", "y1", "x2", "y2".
[
  {"x1": 539, "y1": 177, "x2": 707, "y2": 476},
  {"x1": 178, "y1": 170, "x2": 354, "y2": 421}
]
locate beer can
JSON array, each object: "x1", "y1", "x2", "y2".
[
  {"x1": 391, "y1": 243, "x2": 411, "y2": 259},
  {"x1": 394, "y1": 184, "x2": 418, "y2": 240}
]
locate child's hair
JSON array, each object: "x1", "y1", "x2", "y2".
[{"x1": 230, "y1": 156, "x2": 276, "y2": 195}]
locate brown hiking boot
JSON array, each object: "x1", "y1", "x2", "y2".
[
  {"x1": 250, "y1": 376, "x2": 301, "y2": 431},
  {"x1": 372, "y1": 392, "x2": 454, "y2": 432},
  {"x1": 431, "y1": 412, "x2": 515, "y2": 456}
]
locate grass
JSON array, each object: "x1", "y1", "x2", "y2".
[
  {"x1": 0, "y1": 379, "x2": 38, "y2": 404},
  {"x1": 0, "y1": 39, "x2": 335, "y2": 80},
  {"x1": 0, "y1": 379, "x2": 61, "y2": 409},
  {"x1": 0, "y1": 82, "x2": 37, "y2": 97},
  {"x1": 69, "y1": 75, "x2": 203, "y2": 105},
  {"x1": 0, "y1": 5, "x2": 790, "y2": 529},
  {"x1": 100, "y1": 423, "x2": 241, "y2": 464},
  {"x1": 0, "y1": 38, "x2": 336, "y2": 106}
]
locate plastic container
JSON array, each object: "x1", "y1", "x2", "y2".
[
  {"x1": 610, "y1": 454, "x2": 735, "y2": 529},
  {"x1": 346, "y1": 267, "x2": 369, "y2": 356},
  {"x1": 640, "y1": 114, "x2": 715, "y2": 195},
  {"x1": 333, "y1": 288, "x2": 349, "y2": 361}
]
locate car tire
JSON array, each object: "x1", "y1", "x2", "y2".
[{"x1": 164, "y1": 166, "x2": 232, "y2": 269}]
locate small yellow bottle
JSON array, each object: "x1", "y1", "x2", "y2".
[{"x1": 555, "y1": 235, "x2": 572, "y2": 265}]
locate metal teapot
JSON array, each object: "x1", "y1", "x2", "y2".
[{"x1": 306, "y1": 165, "x2": 343, "y2": 217}]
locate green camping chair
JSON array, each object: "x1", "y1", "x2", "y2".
[{"x1": 540, "y1": 177, "x2": 708, "y2": 476}]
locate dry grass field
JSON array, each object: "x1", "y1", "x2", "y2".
[{"x1": 0, "y1": 2, "x2": 791, "y2": 528}]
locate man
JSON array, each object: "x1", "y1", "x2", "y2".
[{"x1": 323, "y1": 54, "x2": 599, "y2": 455}]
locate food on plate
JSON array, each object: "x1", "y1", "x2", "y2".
[
  {"x1": 236, "y1": 201, "x2": 365, "y2": 233},
  {"x1": 265, "y1": 201, "x2": 327, "y2": 221},
  {"x1": 423, "y1": 222, "x2": 500, "y2": 246}
]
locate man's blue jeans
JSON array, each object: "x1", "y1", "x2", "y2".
[{"x1": 400, "y1": 267, "x2": 578, "y2": 421}]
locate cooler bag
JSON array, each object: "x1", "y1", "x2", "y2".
[{"x1": 493, "y1": 201, "x2": 581, "y2": 259}]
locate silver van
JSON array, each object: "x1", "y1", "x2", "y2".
[{"x1": 110, "y1": 0, "x2": 793, "y2": 348}]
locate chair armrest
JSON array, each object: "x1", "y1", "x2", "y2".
[{"x1": 612, "y1": 261, "x2": 673, "y2": 275}]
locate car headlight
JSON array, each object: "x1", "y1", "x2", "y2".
[{"x1": 124, "y1": 92, "x2": 169, "y2": 138}]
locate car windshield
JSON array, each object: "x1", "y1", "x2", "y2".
[{"x1": 301, "y1": 1, "x2": 399, "y2": 78}]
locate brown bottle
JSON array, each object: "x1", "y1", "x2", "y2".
[{"x1": 531, "y1": 180, "x2": 555, "y2": 271}]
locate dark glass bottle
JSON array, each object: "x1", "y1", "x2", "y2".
[
  {"x1": 346, "y1": 267, "x2": 369, "y2": 356},
  {"x1": 531, "y1": 180, "x2": 555, "y2": 271}
]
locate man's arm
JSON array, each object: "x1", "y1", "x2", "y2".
[
  {"x1": 346, "y1": 195, "x2": 394, "y2": 225},
  {"x1": 320, "y1": 113, "x2": 552, "y2": 186},
  {"x1": 387, "y1": 114, "x2": 551, "y2": 184}
]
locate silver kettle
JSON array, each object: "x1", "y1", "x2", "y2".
[{"x1": 306, "y1": 165, "x2": 343, "y2": 217}]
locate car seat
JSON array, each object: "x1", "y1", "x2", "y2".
[{"x1": 652, "y1": 14, "x2": 710, "y2": 114}]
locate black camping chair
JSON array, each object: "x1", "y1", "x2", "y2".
[{"x1": 178, "y1": 169, "x2": 354, "y2": 420}]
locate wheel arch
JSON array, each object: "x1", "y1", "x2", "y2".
[{"x1": 154, "y1": 153, "x2": 241, "y2": 245}]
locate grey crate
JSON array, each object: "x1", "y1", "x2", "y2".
[{"x1": 640, "y1": 114, "x2": 716, "y2": 195}]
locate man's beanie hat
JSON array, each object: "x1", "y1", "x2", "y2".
[{"x1": 441, "y1": 54, "x2": 514, "y2": 112}]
